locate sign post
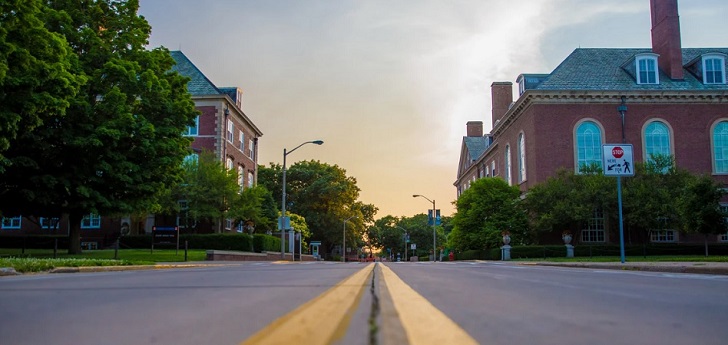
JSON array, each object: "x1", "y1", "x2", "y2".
[{"x1": 602, "y1": 144, "x2": 634, "y2": 264}]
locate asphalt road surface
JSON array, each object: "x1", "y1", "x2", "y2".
[{"x1": 1, "y1": 261, "x2": 727, "y2": 345}]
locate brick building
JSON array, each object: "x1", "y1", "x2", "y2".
[{"x1": 455, "y1": 0, "x2": 728, "y2": 245}]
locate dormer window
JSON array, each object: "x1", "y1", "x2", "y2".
[
  {"x1": 636, "y1": 54, "x2": 659, "y2": 84},
  {"x1": 703, "y1": 54, "x2": 726, "y2": 84}
]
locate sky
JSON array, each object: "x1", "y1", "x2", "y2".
[{"x1": 138, "y1": 0, "x2": 728, "y2": 218}]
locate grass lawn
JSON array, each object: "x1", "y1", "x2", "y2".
[{"x1": 0, "y1": 249, "x2": 208, "y2": 273}]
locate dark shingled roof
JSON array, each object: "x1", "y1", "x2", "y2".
[
  {"x1": 535, "y1": 48, "x2": 728, "y2": 91},
  {"x1": 169, "y1": 51, "x2": 221, "y2": 95},
  {"x1": 464, "y1": 136, "x2": 488, "y2": 161}
]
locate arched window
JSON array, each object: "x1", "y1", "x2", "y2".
[
  {"x1": 505, "y1": 145, "x2": 512, "y2": 185},
  {"x1": 575, "y1": 121, "x2": 603, "y2": 173},
  {"x1": 644, "y1": 121, "x2": 671, "y2": 162},
  {"x1": 517, "y1": 133, "x2": 526, "y2": 183},
  {"x1": 713, "y1": 121, "x2": 728, "y2": 173}
]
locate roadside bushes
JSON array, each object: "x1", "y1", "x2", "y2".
[{"x1": 117, "y1": 234, "x2": 281, "y2": 252}]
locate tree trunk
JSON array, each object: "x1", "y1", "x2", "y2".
[
  {"x1": 704, "y1": 235, "x2": 709, "y2": 257},
  {"x1": 68, "y1": 212, "x2": 83, "y2": 254}
]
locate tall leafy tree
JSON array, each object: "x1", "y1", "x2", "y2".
[
  {"x1": 176, "y1": 151, "x2": 238, "y2": 232},
  {"x1": 0, "y1": 0, "x2": 198, "y2": 253},
  {"x1": 524, "y1": 165, "x2": 615, "y2": 236},
  {"x1": 450, "y1": 177, "x2": 529, "y2": 251},
  {"x1": 0, "y1": 0, "x2": 82, "y2": 169},
  {"x1": 399, "y1": 213, "x2": 446, "y2": 258},
  {"x1": 678, "y1": 175, "x2": 728, "y2": 255}
]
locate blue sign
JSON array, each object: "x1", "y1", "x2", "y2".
[{"x1": 427, "y1": 210, "x2": 441, "y2": 226}]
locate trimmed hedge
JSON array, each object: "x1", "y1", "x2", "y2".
[
  {"x1": 253, "y1": 234, "x2": 280, "y2": 253},
  {"x1": 0, "y1": 234, "x2": 284, "y2": 253},
  {"x1": 484, "y1": 244, "x2": 728, "y2": 260}
]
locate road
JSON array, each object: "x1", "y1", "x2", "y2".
[{"x1": 1, "y1": 261, "x2": 727, "y2": 345}]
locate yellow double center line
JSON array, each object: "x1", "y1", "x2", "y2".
[{"x1": 241, "y1": 263, "x2": 477, "y2": 345}]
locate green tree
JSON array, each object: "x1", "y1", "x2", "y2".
[
  {"x1": 228, "y1": 185, "x2": 277, "y2": 234},
  {"x1": 399, "y1": 214, "x2": 446, "y2": 259},
  {"x1": 266, "y1": 160, "x2": 362, "y2": 253},
  {"x1": 0, "y1": 0, "x2": 198, "y2": 253},
  {"x1": 0, "y1": 0, "x2": 82, "y2": 169},
  {"x1": 450, "y1": 178, "x2": 529, "y2": 251},
  {"x1": 524, "y1": 165, "x2": 615, "y2": 237},
  {"x1": 678, "y1": 175, "x2": 728, "y2": 255},
  {"x1": 622, "y1": 155, "x2": 689, "y2": 243},
  {"x1": 176, "y1": 151, "x2": 238, "y2": 232}
]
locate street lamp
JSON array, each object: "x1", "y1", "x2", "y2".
[
  {"x1": 342, "y1": 216, "x2": 358, "y2": 262},
  {"x1": 281, "y1": 140, "x2": 324, "y2": 260},
  {"x1": 413, "y1": 194, "x2": 437, "y2": 262}
]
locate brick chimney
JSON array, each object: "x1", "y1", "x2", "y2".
[
  {"x1": 466, "y1": 121, "x2": 483, "y2": 137},
  {"x1": 650, "y1": 0, "x2": 683, "y2": 80},
  {"x1": 491, "y1": 82, "x2": 513, "y2": 128}
]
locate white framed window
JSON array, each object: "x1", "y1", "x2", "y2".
[
  {"x1": 40, "y1": 217, "x2": 60, "y2": 229},
  {"x1": 575, "y1": 120, "x2": 603, "y2": 173},
  {"x1": 226, "y1": 157, "x2": 234, "y2": 170},
  {"x1": 248, "y1": 139, "x2": 255, "y2": 159},
  {"x1": 186, "y1": 116, "x2": 199, "y2": 136},
  {"x1": 237, "y1": 166, "x2": 244, "y2": 191},
  {"x1": 703, "y1": 54, "x2": 726, "y2": 85},
  {"x1": 651, "y1": 230, "x2": 677, "y2": 243},
  {"x1": 491, "y1": 161, "x2": 496, "y2": 177},
  {"x1": 248, "y1": 171, "x2": 254, "y2": 188},
  {"x1": 517, "y1": 132, "x2": 526, "y2": 183},
  {"x1": 226, "y1": 120, "x2": 234, "y2": 142},
  {"x1": 81, "y1": 214, "x2": 101, "y2": 229},
  {"x1": 636, "y1": 54, "x2": 659, "y2": 84},
  {"x1": 712, "y1": 121, "x2": 728, "y2": 174},
  {"x1": 581, "y1": 209, "x2": 605, "y2": 243},
  {"x1": 2, "y1": 216, "x2": 22, "y2": 229},
  {"x1": 504, "y1": 145, "x2": 512, "y2": 185},
  {"x1": 236, "y1": 221, "x2": 244, "y2": 233},
  {"x1": 644, "y1": 121, "x2": 671, "y2": 161},
  {"x1": 239, "y1": 131, "x2": 245, "y2": 151},
  {"x1": 225, "y1": 218, "x2": 233, "y2": 230}
]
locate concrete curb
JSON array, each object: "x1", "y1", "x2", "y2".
[
  {"x1": 48, "y1": 263, "x2": 224, "y2": 274},
  {"x1": 0, "y1": 267, "x2": 20, "y2": 276},
  {"x1": 525, "y1": 262, "x2": 728, "y2": 275}
]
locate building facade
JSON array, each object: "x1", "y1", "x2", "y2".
[{"x1": 455, "y1": 0, "x2": 728, "y2": 245}]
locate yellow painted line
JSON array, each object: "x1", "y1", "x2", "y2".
[
  {"x1": 380, "y1": 264, "x2": 478, "y2": 345},
  {"x1": 240, "y1": 263, "x2": 374, "y2": 345}
]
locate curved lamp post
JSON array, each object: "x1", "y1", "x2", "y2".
[
  {"x1": 413, "y1": 194, "x2": 437, "y2": 262},
  {"x1": 281, "y1": 140, "x2": 324, "y2": 260},
  {"x1": 342, "y1": 215, "x2": 357, "y2": 262}
]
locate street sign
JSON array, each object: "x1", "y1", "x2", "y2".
[
  {"x1": 428, "y1": 210, "x2": 441, "y2": 226},
  {"x1": 277, "y1": 216, "x2": 290, "y2": 230},
  {"x1": 602, "y1": 144, "x2": 634, "y2": 177},
  {"x1": 410, "y1": 243, "x2": 416, "y2": 250}
]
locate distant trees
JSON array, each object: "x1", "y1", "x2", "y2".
[{"x1": 258, "y1": 160, "x2": 377, "y2": 254}]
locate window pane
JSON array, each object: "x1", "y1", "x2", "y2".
[
  {"x1": 576, "y1": 121, "x2": 602, "y2": 172},
  {"x1": 714, "y1": 122, "x2": 728, "y2": 173},
  {"x1": 645, "y1": 121, "x2": 670, "y2": 162}
]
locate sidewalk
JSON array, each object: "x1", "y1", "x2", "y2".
[{"x1": 520, "y1": 261, "x2": 728, "y2": 275}]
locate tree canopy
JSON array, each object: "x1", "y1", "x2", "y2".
[
  {"x1": 449, "y1": 177, "x2": 529, "y2": 251},
  {"x1": 0, "y1": 0, "x2": 198, "y2": 253}
]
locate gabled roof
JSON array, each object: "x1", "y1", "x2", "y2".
[
  {"x1": 456, "y1": 136, "x2": 489, "y2": 181},
  {"x1": 534, "y1": 48, "x2": 728, "y2": 91},
  {"x1": 464, "y1": 136, "x2": 488, "y2": 160},
  {"x1": 170, "y1": 51, "x2": 221, "y2": 95}
]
